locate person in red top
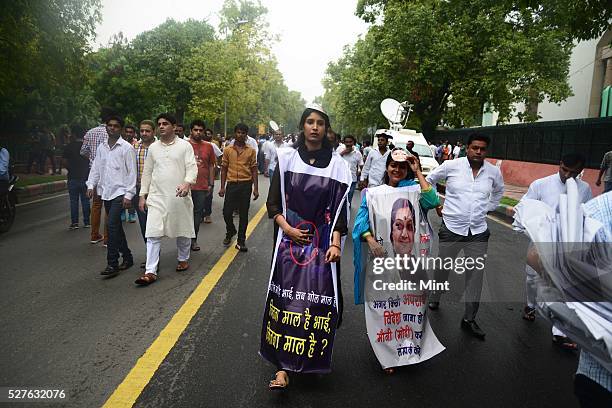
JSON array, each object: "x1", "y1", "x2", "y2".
[{"x1": 188, "y1": 119, "x2": 216, "y2": 251}]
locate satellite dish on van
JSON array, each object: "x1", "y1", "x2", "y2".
[
  {"x1": 269, "y1": 120, "x2": 280, "y2": 131},
  {"x1": 380, "y1": 98, "x2": 405, "y2": 126},
  {"x1": 380, "y1": 98, "x2": 414, "y2": 130}
]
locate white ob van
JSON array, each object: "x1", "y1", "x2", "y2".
[{"x1": 375, "y1": 128, "x2": 439, "y2": 177}]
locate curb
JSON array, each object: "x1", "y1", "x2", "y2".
[
  {"x1": 16, "y1": 180, "x2": 67, "y2": 201},
  {"x1": 436, "y1": 183, "x2": 516, "y2": 223},
  {"x1": 438, "y1": 192, "x2": 515, "y2": 225},
  {"x1": 491, "y1": 203, "x2": 515, "y2": 224},
  {"x1": 495, "y1": 203, "x2": 515, "y2": 218}
]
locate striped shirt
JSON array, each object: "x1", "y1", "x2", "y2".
[
  {"x1": 80, "y1": 125, "x2": 108, "y2": 167},
  {"x1": 576, "y1": 191, "x2": 612, "y2": 392}
]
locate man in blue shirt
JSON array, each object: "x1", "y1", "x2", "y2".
[
  {"x1": 0, "y1": 146, "x2": 9, "y2": 195},
  {"x1": 0, "y1": 147, "x2": 9, "y2": 181}
]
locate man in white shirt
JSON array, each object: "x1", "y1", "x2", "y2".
[
  {"x1": 229, "y1": 133, "x2": 258, "y2": 156},
  {"x1": 426, "y1": 133, "x2": 504, "y2": 339},
  {"x1": 175, "y1": 124, "x2": 186, "y2": 140},
  {"x1": 515, "y1": 152, "x2": 592, "y2": 349},
  {"x1": 338, "y1": 135, "x2": 363, "y2": 206},
  {"x1": 86, "y1": 115, "x2": 137, "y2": 277},
  {"x1": 263, "y1": 129, "x2": 289, "y2": 179},
  {"x1": 359, "y1": 132, "x2": 392, "y2": 188},
  {"x1": 452, "y1": 143, "x2": 461, "y2": 159}
]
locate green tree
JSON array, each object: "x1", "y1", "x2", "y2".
[
  {"x1": 325, "y1": 0, "x2": 588, "y2": 138},
  {"x1": 356, "y1": 0, "x2": 612, "y2": 41},
  {"x1": 182, "y1": 0, "x2": 304, "y2": 135},
  {"x1": 0, "y1": 0, "x2": 102, "y2": 129},
  {"x1": 89, "y1": 19, "x2": 215, "y2": 124}
]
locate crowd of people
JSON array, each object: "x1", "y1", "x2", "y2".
[
  {"x1": 256, "y1": 104, "x2": 610, "y2": 408},
  {"x1": 3, "y1": 103, "x2": 609, "y2": 406},
  {"x1": 58, "y1": 109, "x2": 263, "y2": 283}
]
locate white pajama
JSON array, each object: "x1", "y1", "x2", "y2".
[{"x1": 145, "y1": 236, "x2": 191, "y2": 275}]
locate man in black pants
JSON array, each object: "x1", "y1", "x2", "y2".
[
  {"x1": 425, "y1": 133, "x2": 504, "y2": 339},
  {"x1": 218, "y1": 123, "x2": 259, "y2": 252},
  {"x1": 86, "y1": 115, "x2": 137, "y2": 276}
]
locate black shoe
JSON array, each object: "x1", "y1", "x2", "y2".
[
  {"x1": 235, "y1": 243, "x2": 248, "y2": 252},
  {"x1": 223, "y1": 232, "x2": 236, "y2": 246},
  {"x1": 461, "y1": 319, "x2": 486, "y2": 340},
  {"x1": 100, "y1": 266, "x2": 120, "y2": 277},
  {"x1": 428, "y1": 301, "x2": 439, "y2": 310},
  {"x1": 118, "y1": 259, "x2": 134, "y2": 270}
]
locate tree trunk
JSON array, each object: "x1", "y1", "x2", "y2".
[
  {"x1": 175, "y1": 108, "x2": 185, "y2": 125},
  {"x1": 525, "y1": 89, "x2": 539, "y2": 122}
]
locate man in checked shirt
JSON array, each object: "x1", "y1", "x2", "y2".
[
  {"x1": 132, "y1": 120, "x2": 156, "y2": 268},
  {"x1": 81, "y1": 108, "x2": 113, "y2": 245}
]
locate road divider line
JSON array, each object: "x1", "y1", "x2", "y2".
[
  {"x1": 102, "y1": 203, "x2": 268, "y2": 408},
  {"x1": 486, "y1": 213, "x2": 513, "y2": 229},
  {"x1": 16, "y1": 192, "x2": 68, "y2": 207}
]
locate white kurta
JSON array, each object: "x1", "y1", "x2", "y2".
[{"x1": 140, "y1": 137, "x2": 198, "y2": 238}]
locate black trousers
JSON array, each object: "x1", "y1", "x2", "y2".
[
  {"x1": 131, "y1": 186, "x2": 147, "y2": 244},
  {"x1": 192, "y1": 190, "x2": 208, "y2": 242},
  {"x1": 574, "y1": 374, "x2": 612, "y2": 408},
  {"x1": 104, "y1": 196, "x2": 132, "y2": 268},
  {"x1": 223, "y1": 181, "x2": 252, "y2": 244},
  {"x1": 429, "y1": 222, "x2": 490, "y2": 320}
]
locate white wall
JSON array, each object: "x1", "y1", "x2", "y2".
[
  {"x1": 537, "y1": 38, "x2": 598, "y2": 121},
  {"x1": 488, "y1": 38, "x2": 598, "y2": 124}
]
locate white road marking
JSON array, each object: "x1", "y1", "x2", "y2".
[{"x1": 16, "y1": 193, "x2": 68, "y2": 207}]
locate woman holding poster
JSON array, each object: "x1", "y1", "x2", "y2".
[
  {"x1": 353, "y1": 148, "x2": 445, "y2": 374},
  {"x1": 261, "y1": 104, "x2": 351, "y2": 389}
]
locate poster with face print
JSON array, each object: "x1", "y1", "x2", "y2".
[{"x1": 363, "y1": 184, "x2": 445, "y2": 368}]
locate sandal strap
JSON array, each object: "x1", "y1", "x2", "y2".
[{"x1": 137, "y1": 273, "x2": 157, "y2": 283}]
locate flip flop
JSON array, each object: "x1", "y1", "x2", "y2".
[
  {"x1": 552, "y1": 335, "x2": 578, "y2": 350},
  {"x1": 522, "y1": 306, "x2": 536, "y2": 321},
  {"x1": 269, "y1": 371, "x2": 289, "y2": 390},
  {"x1": 135, "y1": 273, "x2": 157, "y2": 286}
]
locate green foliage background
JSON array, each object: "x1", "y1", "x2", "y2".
[
  {"x1": 1, "y1": 0, "x2": 609, "y2": 141},
  {"x1": 1, "y1": 0, "x2": 305, "y2": 137},
  {"x1": 322, "y1": 0, "x2": 611, "y2": 139}
]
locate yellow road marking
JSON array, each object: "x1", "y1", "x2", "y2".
[{"x1": 102, "y1": 204, "x2": 268, "y2": 407}]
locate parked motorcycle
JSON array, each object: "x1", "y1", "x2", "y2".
[{"x1": 0, "y1": 175, "x2": 18, "y2": 233}]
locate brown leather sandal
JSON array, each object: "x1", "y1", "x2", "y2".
[
  {"x1": 553, "y1": 335, "x2": 578, "y2": 350},
  {"x1": 135, "y1": 273, "x2": 157, "y2": 286},
  {"x1": 176, "y1": 261, "x2": 189, "y2": 271}
]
